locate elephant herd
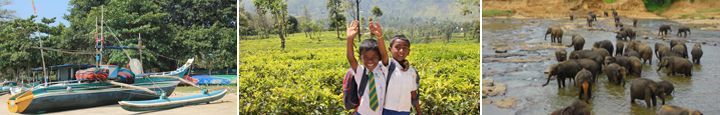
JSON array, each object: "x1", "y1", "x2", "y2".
[{"x1": 542, "y1": 18, "x2": 705, "y2": 114}]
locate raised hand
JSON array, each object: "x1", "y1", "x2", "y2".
[
  {"x1": 369, "y1": 18, "x2": 383, "y2": 38},
  {"x1": 346, "y1": 20, "x2": 359, "y2": 39}
]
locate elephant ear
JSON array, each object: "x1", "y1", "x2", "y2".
[{"x1": 545, "y1": 64, "x2": 558, "y2": 74}]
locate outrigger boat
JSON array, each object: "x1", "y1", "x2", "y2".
[
  {"x1": 7, "y1": 59, "x2": 194, "y2": 114},
  {"x1": 8, "y1": 5, "x2": 227, "y2": 113}
]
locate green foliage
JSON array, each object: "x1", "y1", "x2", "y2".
[
  {"x1": 286, "y1": 15, "x2": 299, "y2": 34},
  {"x1": 239, "y1": 31, "x2": 479, "y2": 114},
  {"x1": 61, "y1": 0, "x2": 236, "y2": 70},
  {"x1": 326, "y1": 0, "x2": 345, "y2": 39},
  {"x1": 643, "y1": 0, "x2": 675, "y2": 14},
  {"x1": 482, "y1": 9, "x2": 513, "y2": 17},
  {"x1": 371, "y1": 6, "x2": 383, "y2": 18},
  {"x1": 253, "y1": 0, "x2": 289, "y2": 49}
]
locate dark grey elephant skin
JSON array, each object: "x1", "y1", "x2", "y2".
[
  {"x1": 658, "y1": 105, "x2": 703, "y2": 115},
  {"x1": 630, "y1": 78, "x2": 666, "y2": 108},
  {"x1": 550, "y1": 100, "x2": 590, "y2": 115},
  {"x1": 658, "y1": 56, "x2": 692, "y2": 76},
  {"x1": 569, "y1": 35, "x2": 585, "y2": 51},
  {"x1": 543, "y1": 60, "x2": 582, "y2": 88},
  {"x1": 605, "y1": 63, "x2": 627, "y2": 85},
  {"x1": 575, "y1": 69, "x2": 593, "y2": 102},
  {"x1": 691, "y1": 44, "x2": 703, "y2": 64}
]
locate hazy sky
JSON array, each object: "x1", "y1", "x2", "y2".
[{"x1": 5, "y1": 0, "x2": 70, "y2": 26}]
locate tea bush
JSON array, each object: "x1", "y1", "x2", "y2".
[{"x1": 239, "y1": 31, "x2": 479, "y2": 114}]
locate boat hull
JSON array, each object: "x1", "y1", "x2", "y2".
[
  {"x1": 8, "y1": 78, "x2": 180, "y2": 114},
  {"x1": 119, "y1": 89, "x2": 227, "y2": 111}
]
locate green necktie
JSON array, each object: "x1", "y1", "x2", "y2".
[{"x1": 368, "y1": 71, "x2": 379, "y2": 110}]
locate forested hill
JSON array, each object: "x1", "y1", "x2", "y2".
[{"x1": 243, "y1": 0, "x2": 476, "y2": 22}]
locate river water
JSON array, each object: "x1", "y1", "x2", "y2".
[{"x1": 482, "y1": 17, "x2": 720, "y2": 114}]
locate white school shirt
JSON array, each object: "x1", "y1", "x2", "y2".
[
  {"x1": 383, "y1": 59, "x2": 418, "y2": 112},
  {"x1": 351, "y1": 62, "x2": 387, "y2": 115}
]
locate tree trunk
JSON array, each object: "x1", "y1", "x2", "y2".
[
  {"x1": 279, "y1": 15, "x2": 286, "y2": 49},
  {"x1": 336, "y1": 27, "x2": 341, "y2": 40}
]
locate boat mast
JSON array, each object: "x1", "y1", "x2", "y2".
[{"x1": 32, "y1": 0, "x2": 48, "y2": 86}]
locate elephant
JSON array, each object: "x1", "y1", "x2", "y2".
[
  {"x1": 551, "y1": 100, "x2": 590, "y2": 115},
  {"x1": 658, "y1": 105, "x2": 703, "y2": 115},
  {"x1": 633, "y1": 19, "x2": 638, "y2": 27},
  {"x1": 672, "y1": 44, "x2": 688, "y2": 58},
  {"x1": 605, "y1": 63, "x2": 627, "y2": 85},
  {"x1": 677, "y1": 27, "x2": 691, "y2": 38},
  {"x1": 612, "y1": 9, "x2": 618, "y2": 17},
  {"x1": 604, "y1": 11, "x2": 609, "y2": 17},
  {"x1": 670, "y1": 39, "x2": 686, "y2": 48},
  {"x1": 586, "y1": 16, "x2": 594, "y2": 27},
  {"x1": 594, "y1": 40, "x2": 614, "y2": 55},
  {"x1": 659, "y1": 25, "x2": 672, "y2": 37},
  {"x1": 630, "y1": 78, "x2": 666, "y2": 108},
  {"x1": 591, "y1": 48, "x2": 611, "y2": 64},
  {"x1": 570, "y1": 50, "x2": 605, "y2": 66},
  {"x1": 575, "y1": 69, "x2": 593, "y2": 102},
  {"x1": 691, "y1": 44, "x2": 703, "y2": 64},
  {"x1": 616, "y1": 27, "x2": 637, "y2": 40},
  {"x1": 657, "y1": 80, "x2": 674, "y2": 96},
  {"x1": 556, "y1": 49, "x2": 568, "y2": 62},
  {"x1": 605, "y1": 56, "x2": 642, "y2": 77},
  {"x1": 546, "y1": 27, "x2": 564, "y2": 43},
  {"x1": 575, "y1": 59, "x2": 602, "y2": 82},
  {"x1": 568, "y1": 35, "x2": 585, "y2": 51},
  {"x1": 624, "y1": 48, "x2": 640, "y2": 58},
  {"x1": 616, "y1": 41, "x2": 625, "y2": 56},
  {"x1": 543, "y1": 60, "x2": 582, "y2": 88},
  {"x1": 614, "y1": 17, "x2": 622, "y2": 28},
  {"x1": 655, "y1": 43, "x2": 671, "y2": 61},
  {"x1": 637, "y1": 43, "x2": 654, "y2": 64},
  {"x1": 628, "y1": 57, "x2": 643, "y2": 77},
  {"x1": 658, "y1": 56, "x2": 693, "y2": 76}
]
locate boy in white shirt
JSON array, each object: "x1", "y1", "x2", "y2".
[
  {"x1": 381, "y1": 34, "x2": 421, "y2": 115},
  {"x1": 346, "y1": 20, "x2": 390, "y2": 115}
]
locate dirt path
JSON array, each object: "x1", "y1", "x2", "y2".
[{"x1": 0, "y1": 92, "x2": 237, "y2": 115}]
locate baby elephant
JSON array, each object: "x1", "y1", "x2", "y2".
[
  {"x1": 677, "y1": 27, "x2": 691, "y2": 38},
  {"x1": 691, "y1": 44, "x2": 703, "y2": 64},
  {"x1": 556, "y1": 50, "x2": 567, "y2": 62},
  {"x1": 550, "y1": 100, "x2": 590, "y2": 115},
  {"x1": 568, "y1": 35, "x2": 585, "y2": 51},
  {"x1": 630, "y1": 78, "x2": 666, "y2": 108},
  {"x1": 605, "y1": 63, "x2": 627, "y2": 85},
  {"x1": 575, "y1": 69, "x2": 593, "y2": 102},
  {"x1": 658, "y1": 105, "x2": 703, "y2": 115},
  {"x1": 657, "y1": 80, "x2": 674, "y2": 97},
  {"x1": 546, "y1": 27, "x2": 564, "y2": 43}
]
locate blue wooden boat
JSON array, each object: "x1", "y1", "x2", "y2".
[
  {"x1": 188, "y1": 75, "x2": 232, "y2": 85},
  {"x1": 118, "y1": 88, "x2": 228, "y2": 111},
  {"x1": 6, "y1": 59, "x2": 194, "y2": 114}
]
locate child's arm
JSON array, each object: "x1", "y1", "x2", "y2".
[
  {"x1": 346, "y1": 20, "x2": 360, "y2": 71},
  {"x1": 411, "y1": 90, "x2": 421, "y2": 115},
  {"x1": 369, "y1": 19, "x2": 389, "y2": 66}
]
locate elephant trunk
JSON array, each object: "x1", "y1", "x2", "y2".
[{"x1": 542, "y1": 74, "x2": 552, "y2": 87}]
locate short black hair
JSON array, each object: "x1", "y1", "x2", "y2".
[
  {"x1": 359, "y1": 39, "x2": 380, "y2": 57},
  {"x1": 390, "y1": 35, "x2": 411, "y2": 48}
]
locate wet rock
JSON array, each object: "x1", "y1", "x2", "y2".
[
  {"x1": 494, "y1": 97, "x2": 517, "y2": 109},
  {"x1": 483, "y1": 79, "x2": 507, "y2": 97}
]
